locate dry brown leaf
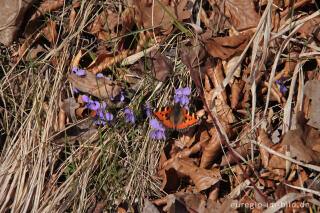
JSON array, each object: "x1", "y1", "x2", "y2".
[
  {"x1": 68, "y1": 1, "x2": 81, "y2": 31},
  {"x1": 269, "y1": 112, "x2": 320, "y2": 168},
  {"x1": 174, "y1": 130, "x2": 196, "y2": 149},
  {"x1": 131, "y1": 0, "x2": 191, "y2": 35},
  {"x1": 88, "y1": 50, "x2": 132, "y2": 74},
  {"x1": 281, "y1": 0, "x2": 314, "y2": 18},
  {"x1": 67, "y1": 71, "x2": 124, "y2": 100},
  {"x1": 60, "y1": 97, "x2": 80, "y2": 122},
  {"x1": 164, "y1": 158, "x2": 221, "y2": 191},
  {"x1": 148, "y1": 51, "x2": 172, "y2": 82},
  {"x1": 304, "y1": 80, "x2": 320, "y2": 129},
  {"x1": 274, "y1": 59, "x2": 297, "y2": 80},
  {"x1": 167, "y1": 193, "x2": 238, "y2": 213},
  {"x1": 143, "y1": 199, "x2": 160, "y2": 213},
  {"x1": 28, "y1": 0, "x2": 64, "y2": 23},
  {"x1": 158, "y1": 168, "x2": 180, "y2": 192},
  {"x1": 218, "y1": 0, "x2": 260, "y2": 31},
  {"x1": 258, "y1": 128, "x2": 274, "y2": 168},
  {"x1": 42, "y1": 20, "x2": 57, "y2": 44},
  {"x1": 205, "y1": 33, "x2": 252, "y2": 60},
  {"x1": 200, "y1": 137, "x2": 221, "y2": 168},
  {"x1": 87, "y1": 9, "x2": 122, "y2": 41},
  {"x1": 230, "y1": 79, "x2": 244, "y2": 109},
  {"x1": 0, "y1": 0, "x2": 36, "y2": 45},
  {"x1": 180, "y1": 39, "x2": 206, "y2": 68},
  {"x1": 205, "y1": 60, "x2": 228, "y2": 103},
  {"x1": 71, "y1": 50, "x2": 83, "y2": 68},
  {"x1": 53, "y1": 118, "x2": 98, "y2": 145},
  {"x1": 13, "y1": 33, "x2": 42, "y2": 62},
  {"x1": 282, "y1": 129, "x2": 320, "y2": 163},
  {"x1": 268, "y1": 143, "x2": 286, "y2": 169},
  {"x1": 93, "y1": 201, "x2": 105, "y2": 213},
  {"x1": 220, "y1": 143, "x2": 250, "y2": 166},
  {"x1": 26, "y1": 44, "x2": 46, "y2": 60}
]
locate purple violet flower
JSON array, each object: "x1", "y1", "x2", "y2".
[
  {"x1": 82, "y1": 95, "x2": 90, "y2": 103},
  {"x1": 72, "y1": 66, "x2": 86, "y2": 76},
  {"x1": 72, "y1": 66, "x2": 78, "y2": 73},
  {"x1": 149, "y1": 119, "x2": 166, "y2": 140},
  {"x1": 82, "y1": 96, "x2": 112, "y2": 125},
  {"x1": 275, "y1": 77, "x2": 288, "y2": 94},
  {"x1": 96, "y1": 109, "x2": 113, "y2": 125},
  {"x1": 72, "y1": 87, "x2": 78, "y2": 94},
  {"x1": 124, "y1": 108, "x2": 135, "y2": 123},
  {"x1": 96, "y1": 73, "x2": 111, "y2": 80},
  {"x1": 175, "y1": 87, "x2": 191, "y2": 96},
  {"x1": 145, "y1": 106, "x2": 152, "y2": 118},
  {"x1": 174, "y1": 87, "x2": 190, "y2": 105}
]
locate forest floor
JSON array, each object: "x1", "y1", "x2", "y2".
[{"x1": 0, "y1": 0, "x2": 320, "y2": 212}]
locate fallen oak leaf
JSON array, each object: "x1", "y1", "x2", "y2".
[{"x1": 67, "y1": 71, "x2": 124, "y2": 100}]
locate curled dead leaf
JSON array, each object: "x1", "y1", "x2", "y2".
[
  {"x1": 88, "y1": 50, "x2": 132, "y2": 74},
  {"x1": 164, "y1": 158, "x2": 221, "y2": 191}
]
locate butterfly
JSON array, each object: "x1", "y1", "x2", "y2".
[{"x1": 152, "y1": 104, "x2": 201, "y2": 132}]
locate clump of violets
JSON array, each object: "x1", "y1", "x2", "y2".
[
  {"x1": 72, "y1": 66, "x2": 85, "y2": 76},
  {"x1": 149, "y1": 119, "x2": 166, "y2": 140},
  {"x1": 174, "y1": 87, "x2": 190, "y2": 106},
  {"x1": 71, "y1": 67, "x2": 135, "y2": 126},
  {"x1": 275, "y1": 77, "x2": 288, "y2": 94},
  {"x1": 124, "y1": 108, "x2": 135, "y2": 123},
  {"x1": 82, "y1": 95, "x2": 114, "y2": 125}
]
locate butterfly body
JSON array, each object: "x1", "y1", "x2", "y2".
[{"x1": 152, "y1": 104, "x2": 201, "y2": 132}]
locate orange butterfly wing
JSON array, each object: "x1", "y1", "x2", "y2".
[
  {"x1": 152, "y1": 107, "x2": 175, "y2": 129},
  {"x1": 175, "y1": 108, "x2": 201, "y2": 131}
]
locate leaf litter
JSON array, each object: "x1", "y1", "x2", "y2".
[{"x1": 1, "y1": 0, "x2": 320, "y2": 212}]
